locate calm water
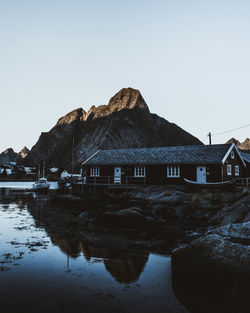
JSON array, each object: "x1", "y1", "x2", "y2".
[
  {"x1": 0, "y1": 181, "x2": 58, "y2": 190},
  {"x1": 0, "y1": 191, "x2": 188, "y2": 313}
]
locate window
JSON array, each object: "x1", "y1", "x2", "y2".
[
  {"x1": 231, "y1": 151, "x2": 235, "y2": 159},
  {"x1": 134, "y1": 166, "x2": 145, "y2": 177},
  {"x1": 235, "y1": 165, "x2": 239, "y2": 176},
  {"x1": 90, "y1": 167, "x2": 100, "y2": 176},
  {"x1": 167, "y1": 165, "x2": 180, "y2": 178},
  {"x1": 227, "y1": 164, "x2": 232, "y2": 176}
]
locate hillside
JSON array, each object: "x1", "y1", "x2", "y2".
[{"x1": 24, "y1": 88, "x2": 203, "y2": 168}]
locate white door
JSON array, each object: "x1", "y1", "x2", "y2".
[
  {"x1": 114, "y1": 167, "x2": 121, "y2": 183},
  {"x1": 196, "y1": 166, "x2": 207, "y2": 183}
]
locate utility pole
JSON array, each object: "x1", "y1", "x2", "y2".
[{"x1": 208, "y1": 132, "x2": 212, "y2": 145}]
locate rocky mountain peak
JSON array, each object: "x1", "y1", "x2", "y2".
[
  {"x1": 226, "y1": 137, "x2": 250, "y2": 150},
  {"x1": 83, "y1": 88, "x2": 149, "y2": 121},
  {"x1": 56, "y1": 108, "x2": 86, "y2": 126},
  {"x1": 18, "y1": 146, "x2": 30, "y2": 159},
  {"x1": 2, "y1": 148, "x2": 15, "y2": 155},
  {"x1": 226, "y1": 138, "x2": 240, "y2": 146},
  {"x1": 0, "y1": 148, "x2": 17, "y2": 165},
  {"x1": 107, "y1": 88, "x2": 149, "y2": 112}
]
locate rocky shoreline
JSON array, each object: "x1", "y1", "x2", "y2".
[{"x1": 52, "y1": 185, "x2": 250, "y2": 253}]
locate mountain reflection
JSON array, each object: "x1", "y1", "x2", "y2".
[
  {"x1": 25, "y1": 195, "x2": 149, "y2": 284},
  {"x1": 82, "y1": 244, "x2": 148, "y2": 283}
]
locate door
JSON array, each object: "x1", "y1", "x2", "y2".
[
  {"x1": 196, "y1": 166, "x2": 207, "y2": 183},
  {"x1": 114, "y1": 166, "x2": 121, "y2": 183}
]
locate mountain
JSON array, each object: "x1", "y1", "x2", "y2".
[
  {"x1": 0, "y1": 146, "x2": 30, "y2": 166},
  {"x1": 18, "y1": 146, "x2": 30, "y2": 159},
  {"x1": 226, "y1": 138, "x2": 250, "y2": 151},
  {"x1": 24, "y1": 88, "x2": 203, "y2": 168},
  {"x1": 0, "y1": 148, "x2": 17, "y2": 166}
]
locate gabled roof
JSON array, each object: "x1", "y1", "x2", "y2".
[
  {"x1": 222, "y1": 143, "x2": 246, "y2": 167},
  {"x1": 240, "y1": 151, "x2": 250, "y2": 163},
  {"x1": 83, "y1": 144, "x2": 243, "y2": 166}
]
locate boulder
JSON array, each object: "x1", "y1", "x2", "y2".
[
  {"x1": 172, "y1": 223, "x2": 250, "y2": 313},
  {"x1": 172, "y1": 232, "x2": 250, "y2": 276},
  {"x1": 95, "y1": 207, "x2": 146, "y2": 228}
]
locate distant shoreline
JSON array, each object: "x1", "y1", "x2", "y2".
[{"x1": 0, "y1": 177, "x2": 57, "y2": 182}]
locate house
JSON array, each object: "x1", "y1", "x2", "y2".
[
  {"x1": 240, "y1": 151, "x2": 250, "y2": 177},
  {"x1": 82, "y1": 143, "x2": 246, "y2": 186}
]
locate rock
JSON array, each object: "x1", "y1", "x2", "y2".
[
  {"x1": 172, "y1": 224, "x2": 250, "y2": 313},
  {"x1": 208, "y1": 193, "x2": 250, "y2": 225},
  {"x1": 207, "y1": 221, "x2": 250, "y2": 241},
  {"x1": 172, "y1": 230, "x2": 250, "y2": 276},
  {"x1": 95, "y1": 207, "x2": 146, "y2": 228}
]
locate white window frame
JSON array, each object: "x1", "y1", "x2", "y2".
[
  {"x1": 235, "y1": 165, "x2": 239, "y2": 176},
  {"x1": 167, "y1": 165, "x2": 180, "y2": 178},
  {"x1": 231, "y1": 151, "x2": 235, "y2": 159},
  {"x1": 134, "y1": 166, "x2": 146, "y2": 177},
  {"x1": 227, "y1": 164, "x2": 232, "y2": 176},
  {"x1": 90, "y1": 167, "x2": 100, "y2": 177}
]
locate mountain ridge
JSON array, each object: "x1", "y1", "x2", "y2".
[
  {"x1": 23, "y1": 87, "x2": 202, "y2": 168},
  {"x1": 226, "y1": 138, "x2": 250, "y2": 150}
]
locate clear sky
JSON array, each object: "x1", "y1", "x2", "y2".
[{"x1": 0, "y1": 0, "x2": 249, "y2": 153}]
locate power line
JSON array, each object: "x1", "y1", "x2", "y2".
[
  {"x1": 201, "y1": 134, "x2": 208, "y2": 143},
  {"x1": 212, "y1": 123, "x2": 250, "y2": 136}
]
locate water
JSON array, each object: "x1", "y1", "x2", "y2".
[
  {"x1": 0, "y1": 192, "x2": 188, "y2": 313},
  {"x1": 0, "y1": 181, "x2": 58, "y2": 190}
]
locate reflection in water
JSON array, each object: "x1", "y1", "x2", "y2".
[
  {"x1": 0, "y1": 193, "x2": 188, "y2": 313},
  {"x1": 32, "y1": 192, "x2": 49, "y2": 217},
  {"x1": 82, "y1": 244, "x2": 148, "y2": 283},
  {"x1": 29, "y1": 195, "x2": 149, "y2": 283}
]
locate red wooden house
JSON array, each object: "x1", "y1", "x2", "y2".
[{"x1": 82, "y1": 143, "x2": 246, "y2": 186}]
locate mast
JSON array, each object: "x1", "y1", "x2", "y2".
[
  {"x1": 43, "y1": 160, "x2": 45, "y2": 177},
  {"x1": 72, "y1": 136, "x2": 75, "y2": 174}
]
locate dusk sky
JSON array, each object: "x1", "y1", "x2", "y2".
[{"x1": 0, "y1": 0, "x2": 249, "y2": 153}]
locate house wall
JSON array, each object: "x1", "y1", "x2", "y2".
[
  {"x1": 221, "y1": 147, "x2": 244, "y2": 180},
  {"x1": 84, "y1": 150, "x2": 244, "y2": 184},
  {"x1": 206, "y1": 164, "x2": 221, "y2": 182},
  {"x1": 242, "y1": 161, "x2": 250, "y2": 178},
  {"x1": 84, "y1": 164, "x2": 218, "y2": 185}
]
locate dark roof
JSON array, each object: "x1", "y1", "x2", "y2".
[
  {"x1": 241, "y1": 152, "x2": 250, "y2": 163},
  {"x1": 83, "y1": 144, "x2": 232, "y2": 166}
]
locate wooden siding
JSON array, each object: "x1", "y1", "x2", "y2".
[
  {"x1": 84, "y1": 163, "x2": 229, "y2": 185},
  {"x1": 221, "y1": 146, "x2": 244, "y2": 180}
]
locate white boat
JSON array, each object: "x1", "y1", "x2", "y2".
[
  {"x1": 32, "y1": 161, "x2": 50, "y2": 192},
  {"x1": 32, "y1": 177, "x2": 50, "y2": 192}
]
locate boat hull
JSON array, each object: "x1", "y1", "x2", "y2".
[
  {"x1": 32, "y1": 183, "x2": 50, "y2": 192},
  {"x1": 184, "y1": 178, "x2": 236, "y2": 189}
]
